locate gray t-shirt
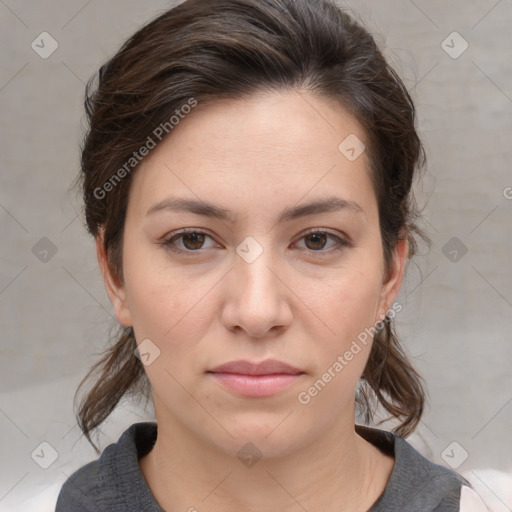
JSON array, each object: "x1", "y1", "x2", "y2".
[{"x1": 55, "y1": 422, "x2": 468, "y2": 511}]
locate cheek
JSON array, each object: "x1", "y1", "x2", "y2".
[
  {"x1": 127, "y1": 278, "x2": 211, "y2": 361},
  {"x1": 300, "y1": 263, "x2": 383, "y2": 389},
  {"x1": 295, "y1": 272, "x2": 381, "y2": 416},
  {"x1": 121, "y1": 240, "x2": 205, "y2": 363},
  {"x1": 311, "y1": 265, "x2": 383, "y2": 343},
  {"x1": 123, "y1": 256, "x2": 215, "y2": 406}
]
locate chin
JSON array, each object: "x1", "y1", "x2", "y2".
[{"x1": 203, "y1": 414, "x2": 312, "y2": 461}]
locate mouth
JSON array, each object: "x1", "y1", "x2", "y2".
[{"x1": 206, "y1": 359, "x2": 305, "y2": 397}]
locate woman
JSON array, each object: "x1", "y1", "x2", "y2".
[{"x1": 56, "y1": 0, "x2": 487, "y2": 510}]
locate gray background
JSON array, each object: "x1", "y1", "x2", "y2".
[{"x1": 1, "y1": 1, "x2": 511, "y2": 510}]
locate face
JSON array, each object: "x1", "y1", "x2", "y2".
[{"x1": 98, "y1": 90, "x2": 407, "y2": 459}]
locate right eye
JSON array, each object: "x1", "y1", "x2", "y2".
[{"x1": 160, "y1": 229, "x2": 219, "y2": 254}]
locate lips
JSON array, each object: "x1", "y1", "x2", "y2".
[
  {"x1": 207, "y1": 359, "x2": 304, "y2": 397},
  {"x1": 208, "y1": 359, "x2": 303, "y2": 376}
]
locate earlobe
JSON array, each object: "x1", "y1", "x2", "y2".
[
  {"x1": 95, "y1": 232, "x2": 133, "y2": 327},
  {"x1": 376, "y1": 236, "x2": 408, "y2": 322}
]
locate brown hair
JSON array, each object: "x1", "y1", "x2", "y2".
[{"x1": 75, "y1": 0, "x2": 428, "y2": 451}]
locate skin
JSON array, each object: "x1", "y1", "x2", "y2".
[{"x1": 97, "y1": 90, "x2": 408, "y2": 512}]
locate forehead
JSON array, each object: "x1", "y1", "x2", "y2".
[
  {"x1": 165, "y1": 91, "x2": 368, "y2": 164},
  {"x1": 128, "y1": 91, "x2": 375, "y2": 219}
]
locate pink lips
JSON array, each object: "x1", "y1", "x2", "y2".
[{"x1": 207, "y1": 359, "x2": 304, "y2": 397}]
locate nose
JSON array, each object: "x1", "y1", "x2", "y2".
[{"x1": 221, "y1": 244, "x2": 293, "y2": 339}]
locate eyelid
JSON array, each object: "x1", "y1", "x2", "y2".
[{"x1": 298, "y1": 227, "x2": 351, "y2": 242}]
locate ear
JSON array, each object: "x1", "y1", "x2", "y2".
[
  {"x1": 95, "y1": 230, "x2": 133, "y2": 327},
  {"x1": 375, "y1": 233, "x2": 408, "y2": 323}
]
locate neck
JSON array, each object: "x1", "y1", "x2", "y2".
[{"x1": 139, "y1": 402, "x2": 393, "y2": 512}]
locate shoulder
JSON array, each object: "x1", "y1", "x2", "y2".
[
  {"x1": 458, "y1": 485, "x2": 490, "y2": 512},
  {"x1": 357, "y1": 425, "x2": 469, "y2": 512},
  {"x1": 55, "y1": 422, "x2": 160, "y2": 512},
  {"x1": 55, "y1": 458, "x2": 102, "y2": 511}
]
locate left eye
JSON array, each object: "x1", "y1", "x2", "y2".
[{"x1": 294, "y1": 230, "x2": 349, "y2": 253}]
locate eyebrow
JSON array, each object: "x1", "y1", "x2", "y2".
[{"x1": 146, "y1": 196, "x2": 365, "y2": 223}]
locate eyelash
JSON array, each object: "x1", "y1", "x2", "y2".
[{"x1": 159, "y1": 228, "x2": 351, "y2": 256}]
